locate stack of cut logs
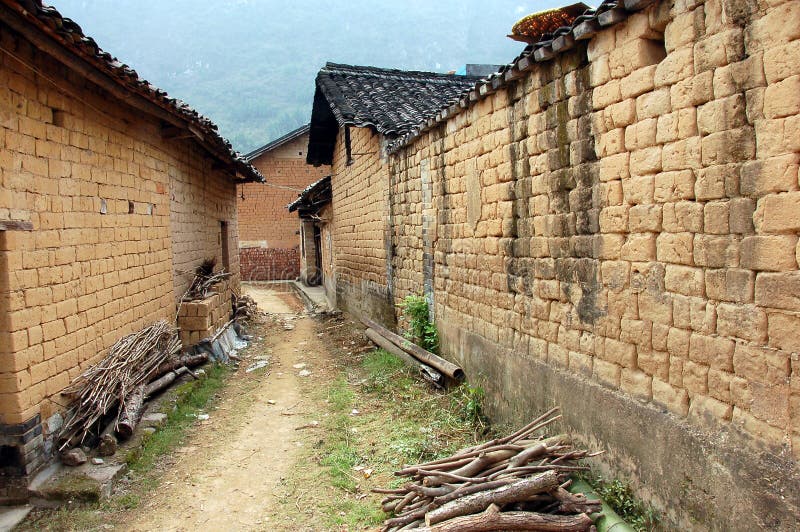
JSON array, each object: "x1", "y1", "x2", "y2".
[
  {"x1": 375, "y1": 408, "x2": 603, "y2": 531},
  {"x1": 361, "y1": 317, "x2": 464, "y2": 388},
  {"x1": 59, "y1": 320, "x2": 208, "y2": 453},
  {"x1": 233, "y1": 293, "x2": 260, "y2": 322},
  {"x1": 182, "y1": 258, "x2": 231, "y2": 301}
]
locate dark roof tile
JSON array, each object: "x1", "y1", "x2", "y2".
[{"x1": 307, "y1": 63, "x2": 481, "y2": 166}]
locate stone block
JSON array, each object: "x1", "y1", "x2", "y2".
[
  {"x1": 704, "y1": 201, "x2": 730, "y2": 234},
  {"x1": 653, "y1": 377, "x2": 689, "y2": 416},
  {"x1": 693, "y1": 234, "x2": 739, "y2": 268},
  {"x1": 763, "y1": 40, "x2": 800, "y2": 84},
  {"x1": 628, "y1": 204, "x2": 662, "y2": 232},
  {"x1": 654, "y1": 47, "x2": 694, "y2": 87},
  {"x1": 620, "y1": 65, "x2": 657, "y2": 100},
  {"x1": 636, "y1": 88, "x2": 671, "y2": 120},
  {"x1": 697, "y1": 94, "x2": 747, "y2": 136},
  {"x1": 593, "y1": 358, "x2": 621, "y2": 388},
  {"x1": 662, "y1": 201, "x2": 703, "y2": 233},
  {"x1": 740, "y1": 154, "x2": 799, "y2": 197},
  {"x1": 705, "y1": 268, "x2": 754, "y2": 303},
  {"x1": 689, "y1": 394, "x2": 733, "y2": 424},
  {"x1": 689, "y1": 333, "x2": 734, "y2": 371},
  {"x1": 767, "y1": 312, "x2": 800, "y2": 353},
  {"x1": 701, "y1": 128, "x2": 756, "y2": 166},
  {"x1": 754, "y1": 192, "x2": 800, "y2": 233},
  {"x1": 740, "y1": 235, "x2": 798, "y2": 272},
  {"x1": 755, "y1": 272, "x2": 800, "y2": 311},
  {"x1": 657, "y1": 232, "x2": 693, "y2": 265},
  {"x1": 733, "y1": 342, "x2": 790, "y2": 386},
  {"x1": 665, "y1": 265, "x2": 704, "y2": 297},
  {"x1": 716, "y1": 303, "x2": 767, "y2": 343},
  {"x1": 621, "y1": 368, "x2": 653, "y2": 401},
  {"x1": 763, "y1": 75, "x2": 800, "y2": 119}
]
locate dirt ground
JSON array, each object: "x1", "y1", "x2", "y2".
[{"x1": 126, "y1": 285, "x2": 340, "y2": 531}]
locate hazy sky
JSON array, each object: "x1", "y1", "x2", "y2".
[{"x1": 49, "y1": 0, "x2": 567, "y2": 151}]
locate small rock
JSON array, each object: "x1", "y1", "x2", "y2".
[
  {"x1": 267, "y1": 400, "x2": 277, "y2": 405},
  {"x1": 298, "y1": 370, "x2": 312, "y2": 377},
  {"x1": 91, "y1": 458, "x2": 104, "y2": 465},
  {"x1": 60, "y1": 448, "x2": 87, "y2": 467},
  {"x1": 142, "y1": 412, "x2": 168, "y2": 428},
  {"x1": 283, "y1": 323, "x2": 295, "y2": 331},
  {"x1": 197, "y1": 414, "x2": 210, "y2": 421},
  {"x1": 246, "y1": 360, "x2": 269, "y2": 373},
  {"x1": 143, "y1": 427, "x2": 157, "y2": 435},
  {"x1": 350, "y1": 409, "x2": 360, "y2": 416},
  {"x1": 292, "y1": 363, "x2": 307, "y2": 369},
  {"x1": 98, "y1": 434, "x2": 117, "y2": 457}
]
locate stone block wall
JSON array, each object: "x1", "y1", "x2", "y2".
[
  {"x1": 237, "y1": 134, "x2": 328, "y2": 280},
  {"x1": 382, "y1": 0, "x2": 800, "y2": 528},
  {"x1": 177, "y1": 279, "x2": 232, "y2": 346},
  {"x1": 0, "y1": 23, "x2": 242, "y2": 485},
  {"x1": 330, "y1": 127, "x2": 395, "y2": 325}
]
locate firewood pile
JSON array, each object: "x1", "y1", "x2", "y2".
[
  {"x1": 374, "y1": 408, "x2": 603, "y2": 531},
  {"x1": 233, "y1": 293, "x2": 260, "y2": 322},
  {"x1": 59, "y1": 320, "x2": 207, "y2": 451},
  {"x1": 182, "y1": 258, "x2": 231, "y2": 301}
]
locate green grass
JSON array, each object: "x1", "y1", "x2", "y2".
[
  {"x1": 582, "y1": 473, "x2": 661, "y2": 531},
  {"x1": 19, "y1": 363, "x2": 231, "y2": 531},
  {"x1": 305, "y1": 348, "x2": 492, "y2": 529},
  {"x1": 125, "y1": 363, "x2": 230, "y2": 473}
]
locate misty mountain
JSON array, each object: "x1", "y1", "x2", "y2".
[{"x1": 51, "y1": 0, "x2": 563, "y2": 153}]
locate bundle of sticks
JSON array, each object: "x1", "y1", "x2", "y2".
[
  {"x1": 182, "y1": 259, "x2": 231, "y2": 301},
  {"x1": 233, "y1": 293, "x2": 260, "y2": 322},
  {"x1": 59, "y1": 320, "x2": 183, "y2": 449},
  {"x1": 374, "y1": 408, "x2": 603, "y2": 531}
]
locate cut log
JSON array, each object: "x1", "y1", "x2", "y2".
[
  {"x1": 425, "y1": 470, "x2": 560, "y2": 525},
  {"x1": 417, "y1": 503, "x2": 593, "y2": 531},
  {"x1": 116, "y1": 385, "x2": 145, "y2": 439},
  {"x1": 365, "y1": 329, "x2": 443, "y2": 386},
  {"x1": 145, "y1": 366, "x2": 189, "y2": 397},
  {"x1": 149, "y1": 353, "x2": 208, "y2": 380},
  {"x1": 361, "y1": 317, "x2": 464, "y2": 381}
]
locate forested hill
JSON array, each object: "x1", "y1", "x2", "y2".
[{"x1": 52, "y1": 0, "x2": 561, "y2": 153}]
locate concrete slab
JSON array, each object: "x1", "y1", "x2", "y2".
[{"x1": 0, "y1": 505, "x2": 32, "y2": 532}]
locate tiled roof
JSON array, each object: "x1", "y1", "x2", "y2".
[
  {"x1": 287, "y1": 175, "x2": 331, "y2": 215},
  {"x1": 387, "y1": 0, "x2": 660, "y2": 154},
  {"x1": 307, "y1": 63, "x2": 482, "y2": 166},
  {"x1": 0, "y1": 0, "x2": 263, "y2": 182},
  {"x1": 244, "y1": 124, "x2": 310, "y2": 161}
]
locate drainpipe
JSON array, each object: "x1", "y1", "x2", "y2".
[{"x1": 569, "y1": 479, "x2": 636, "y2": 532}]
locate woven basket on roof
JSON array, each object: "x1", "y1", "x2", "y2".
[{"x1": 508, "y1": 3, "x2": 590, "y2": 44}]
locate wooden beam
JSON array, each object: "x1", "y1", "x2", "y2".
[
  {"x1": 161, "y1": 125, "x2": 194, "y2": 140},
  {"x1": 0, "y1": 220, "x2": 34, "y2": 231}
]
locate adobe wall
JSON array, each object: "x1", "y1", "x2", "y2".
[
  {"x1": 0, "y1": 24, "x2": 239, "y2": 486},
  {"x1": 387, "y1": 0, "x2": 800, "y2": 528},
  {"x1": 329, "y1": 127, "x2": 395, "y2": 325},
  {"x1": 237, "y1": 134, "x2": 328, "y2": 280}
]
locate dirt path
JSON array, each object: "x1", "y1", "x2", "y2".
[{"x1": 127, "y1": 286, "x2": 323, "y2": 531}]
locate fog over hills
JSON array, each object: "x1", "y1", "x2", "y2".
[{"x1": 52, "y1": 0, "x2": 563, "y2": 152}]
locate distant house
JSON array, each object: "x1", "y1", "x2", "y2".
[
  {"x1": 306, "y1": 63, "x2": 480, "y2": 323},
  {"x1": 287, "y1": 175, "x2": 332, "y2": 290},
  {"x1": 238, "y1": 125, "x2": 329, "y2": 281},
  {"x1": 0, "y1": 0, "x2": 261, "y2": 496}
]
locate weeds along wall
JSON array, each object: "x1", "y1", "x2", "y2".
[
  {"x1": 388, "y1": 1, "x2": 800, "y2": 528},
  {"x1": 0, "y1": 22, "x2": 242, "y2": 487}
]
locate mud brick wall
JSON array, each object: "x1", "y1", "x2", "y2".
[
  {"x1": 0, "y1": 25, "x2": 241, "y2": 482},
  {"x1": 240, "y1": 246, "x2": 300, "y2": 281},
  {"x1": 170, "y1": 160, "x2": 240, "y2": 301},
  {"x1": 329, "y1": 127, "x2": 395, "y2": 325},
  {"x1": 236, "y1": 135, "x2": 328, "y2": 280},
  {"x1": 385, "y1": 1, "x2": 800, "y2": 528},
  {"x1": 177, "y1": 279, "x2": 232, "y2": 346}
]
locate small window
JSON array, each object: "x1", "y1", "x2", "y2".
[{"x1": 128, "y1": 201, "x2": 134, "y2": 214}]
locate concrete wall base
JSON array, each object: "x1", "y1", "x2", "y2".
[{"x1": 439, "y1": 320, "x2": 800, "y2": 530}]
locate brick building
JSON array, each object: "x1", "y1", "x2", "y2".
[
  {"x1": 287, "y1": 176, "x2": 332, "y2": 292},
  {"x1": 307, "y1": 63, "x2": 481, "y2": 324},
  {"x1": 308, "y1": 0, "x2": 800, "y2": 528},
  {"x1": 237, "y1": 125, "x2": 329, "y2": 281},
  {"x1": 0, "y1": 0, "x2": 261, "y2": 496}
]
